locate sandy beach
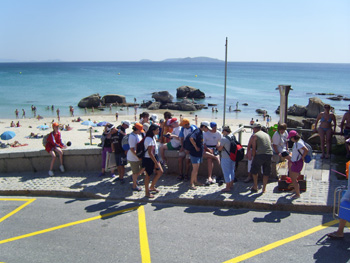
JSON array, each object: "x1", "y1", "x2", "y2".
[{"x1": 0, "y1": 110, "x2": 256, "y2": 153}]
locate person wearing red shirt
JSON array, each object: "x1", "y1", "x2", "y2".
[{"x1": 45, "y1": 122, "x2": 66, "y2": 176}]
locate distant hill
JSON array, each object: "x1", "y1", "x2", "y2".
[{"x1": 163, "y1": 57, "x2": 223, "y2": 63}]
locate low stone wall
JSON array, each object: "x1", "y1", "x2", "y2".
[
  {"x1": 0, "y1": 148, "x2": 277, "y2": 180},
  {"x1": 0, "y1": 148, "x2": 101, "y2": 173}
]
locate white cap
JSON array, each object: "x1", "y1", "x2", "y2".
[
  {"x1": 150, "y1": 114, "x2": 159, "y2": 122},
  {"x1": 200, "y1": 121, "x2": 212, "y2": 130},
  {"x1": 122, "y1": 120, "x2": 131, "y2": 127}
]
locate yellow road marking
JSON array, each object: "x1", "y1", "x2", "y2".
[
  {"x1": 223, "y1": 219, "x2": 339, "y2": 263},
  {"x1": 0, "y1": 206, "x2": 139, "y2": 245},
  {"x1": 0, "y1": 198, "x2": 36, "y2": 223},
  {"x1": 138, "y1": 206, "x2": 151, "y2": 263}
]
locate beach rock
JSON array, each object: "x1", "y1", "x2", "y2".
[
  {"x1": 256, "y1": 109, "x2": 265, "y2": 114},
  {"x1": 177, "y1": 102, "x2": 197, "y2": 111},
  {"x1": 288, "y1": 104, "x2": 307, "y2": 116},
  {"x1": 140, "y1": 100, "x2": 152, "y2": 108},
  {"x1": 286, "y1": 118, "x2": 303, "y2": 129},
  {"x1": 343, "y1": 97, "x2": 350, "y2": 101},
  {"x1": 102, "y1": 94, "x2": 126, "y2": 104},
  {"x1": 302, "y1": 118, "x2": 316, "y2": 130},
  {"x1": 306, "y1": 97, "x2": 324, "y2": 118},
  {"x1": 164, "y1": 103, "x2": 181, "y2": 110},
  {"x1": 194, "y1": 104, "x2": 206, "y2": 110},
  {"x1": 176, "y1": 86, "x2": 205, "y2": 99},
  {"x1": 78, "y1": 94, "x2": 101, "y2": 108},
  {"x1": 242, "y1": 103, "x2": 248, "y2": 106},
  {"x1": 327, "y1": 96, "x2": 343, "y2": 101},
  {"x1": 152, "y1": 91, "x2": 174, "y2": 103},
  {"x1": 147, "y1": 101, "x2": 161, "y2": 110}
]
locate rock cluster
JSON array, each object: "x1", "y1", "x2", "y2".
[
  {"x1": 78, "y1": 94, "x2": 133, "y2": 108},
  {"x1": 274, "y1": 97, "x2": 325, "y2": 118}
]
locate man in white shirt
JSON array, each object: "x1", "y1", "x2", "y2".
[
  {"x1": 203, "y1": 122, "x2": 222, "y2": 185},
  {"x1": 272, "y1": 123, "x2": 289, "y2": 162}
]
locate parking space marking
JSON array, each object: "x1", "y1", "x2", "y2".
[
  {"x1": 0, "y1": 198, "x2": 36, "y2": 223},
  {"x1": 224, "y1": 219, "x2": 339, "y2": 263},
  {"x1": 0, "y1": 205, "x2": 140, "y2": 245},
  {"x1": 138, "y1": 206, "x2": 151, "y2": 263}
]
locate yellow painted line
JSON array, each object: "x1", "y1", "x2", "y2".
[
  {"x1": 0, "y1": 206, "x2": 139, "y2": 245},
  {"x1": 138, "y1": 206, "x2": 151, "y2": 263},
  {"x1": 0, "y1": 198, "x2": 36, "y2": 223},
  {"x1": 224, "y1": 219, "x2": 339, "y2": 263}
]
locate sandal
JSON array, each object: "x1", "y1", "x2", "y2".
[
  {"x1": 132, "y1": 186, "x2": 142, "y2": 192},
  {"x1": 146, "y1": 194, "x2": 155, "y2": 198},
  {"x1": 250, "y1": 187, "x2": 258, "y2": 193},
  {"x1": 221, "y1": 188, "x2": 231, "y2": 192},
  {"x1": 150, "y1": 188, "x2": 159, "y2": 193},
  {"x1": 189, "y1": 186, "x2": 197, "y2": 190},
  {"x1": 327, "y1": 232, "x2": 344, "y2": 239}
]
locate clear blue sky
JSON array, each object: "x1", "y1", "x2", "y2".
[{"x1": 1, "y1": 0, "x2": 349, "y2": 63}]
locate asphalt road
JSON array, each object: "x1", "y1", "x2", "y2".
[{"x1": 0, "y1": 196, "x2": 349, "y2": 263}]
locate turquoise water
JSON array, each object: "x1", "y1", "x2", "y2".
[{"x1": 0, "y1": 62, "x2": 349, "y2": 120}]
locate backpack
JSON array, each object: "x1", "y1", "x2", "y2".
[
  {"x1": 183, "y1": 130, "x2": 196, "y2": 151},
  {"x1": 122, "y1": 134, "x2": 131, "y2": 151},
  {"x1": 42, "y1": 133, "x2": 50, "y2": 147},
  {"x1": 135, "y1": 135, "x2": 146, "y2": 158},
  {"x1": 298, "y1": 142, "x2": 313, "y2": 163},
  {"x1": 224, "y1": 135, "x2": 245, "y2": 162}
]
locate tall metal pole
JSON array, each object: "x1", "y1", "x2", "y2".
[
  {"x1": 223, "y1": 37, "x2": 228, "y2": 127},
  {"x1": 276, "y1": 85, "x2": 292, "y2": 124}
]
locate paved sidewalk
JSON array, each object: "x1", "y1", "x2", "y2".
[{"x1": 0, "y1": 154, "x2": 347, "y2": 212}]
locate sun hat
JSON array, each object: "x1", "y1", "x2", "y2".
[
  {"x1": 180, "y1": 118, "x2": 190, "y2": 126},
  {"x1": 201, "y1": 121, "x2": 212, "y2": 130},
  {"x1": 210, "y1": 122, "x2": 217, "y2": 128},
  {"x1": 252, "y1": 122, "x2": 261, "y2": 128},
  {"x1": 287, "y1": 130, "x2": 298, "y2": 139},
  {"x1": 52, "y1": 122, "x2": 59, "y2": 128},
  {"x1": 134, "y1": 123, "x2": 145, "y2": 133},
  {"x1": 122, "y1": 120, "x2": 131, "y2": 127},
  {"x1": 150, "y1": 114, "x2": 159, "y2": 122}
]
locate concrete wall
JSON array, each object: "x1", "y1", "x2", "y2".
[{"x1": 0, "y1": 148, "x2": 277, "y2": 180}]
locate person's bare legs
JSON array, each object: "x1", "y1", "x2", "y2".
[
  {"x1": 318, "y1": 128, "x2": 326, "y2": 158},
  {"x1": 190, "y1": 163, "x2": 200, "y2": 188},
  {"x1": 290, "y1": 171, "x2": 301, "y2": 198},
  {"x1": 252, "y1": 173, "x2": 258, "y2": 191},
  {"x1": 262, "y1": 175, "x2": 269, "y2": 193},
  {"x1": 150, "y1": 165, "x2": 163, "y2": 191},
  {"x1": 325, "y1": 129, "x2": 332, "y2": 159},
  {"x1": 144, "y1": 173, "x2": 153, "y2": 198},
  {"x1": 49, "y1": 151, "x2": 56, "y2": 171}
]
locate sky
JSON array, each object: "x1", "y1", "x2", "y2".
[{"x1": 1, "y1": 0, "x2": 349, "y2": 63}]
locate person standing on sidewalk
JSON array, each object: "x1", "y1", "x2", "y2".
[
  {"x1": 188, "y1": 121, "x2": 212, "y2": 190},
  {"x1": 45, "y1": 122, "x2": 67, "y2": 176},
  {"x1": 98, "y1": 123, "x2": 116, "y2": 178},
  {"x1": 142, "y1": 124, "x2": 163, "y2": 198},
  {"x1": 250, "y1": 122, "x2": 273, "y2": 193},
  {"x1": 203, "y1": 122, "x2": 221, "y2": 185}
]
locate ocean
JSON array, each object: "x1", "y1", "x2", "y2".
[{"x1": 0, "y1": 62, "x2": 349, "y2": 121}]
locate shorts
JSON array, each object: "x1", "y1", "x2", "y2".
[
  {"x1": 190, "y1": 155, "x2": 202, "y2": 164},
  {"x1": 115, "y1": 153, "x2": 127, "y2": 166},
  {"x1": 291, "y1": 158, "x2": 304, "y2": 173},
  {"x1": 142, "y1": 154, "x2": 159, "y2": 176},
  {"x1": 129, "y1": 160, "x2": 142, "y2": 174},
  {"x1": 250, "y1": 154, "x2": 272, "y2": 176},
  {"x1": 166, "y1": 142, "x2": 180, "y2": 151},
  {"x1": 220, "y1": 158, "x2": 235, "y2": 183}
]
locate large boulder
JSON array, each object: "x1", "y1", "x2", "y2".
[
  {"x1": 177, "y1": 102, "x2": 197, "y2": 111},
  {"x1": 147, "y1": 101, "x2": 161, "y2": 110},
  {"x1": 102, "y1": 94, "x2": 126, "y2": 104},
  {"x1": 78, "y1": 94, "x2": 101, "y2": 108},
  {"x1": 152, "y1": 91, "x2": 173, "y2": 103},
  {"x1": 176, "y1": 86, "x2": 205, "y2": 99},
  {"x1": 306, "y1": 97, "x2": 324, "y2": 118},
  {"x1": 288, "y1": 104, "x2": 307, "y2": 116}
]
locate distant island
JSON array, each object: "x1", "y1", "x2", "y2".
[{"x1": 140, "y1": 57, "x2": 223, "y2": 63}]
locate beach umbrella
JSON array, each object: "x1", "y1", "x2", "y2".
[
  {"x1": 97, "y1": 121, "x2": 108, "y2": 126},
  {"x1": 81, "y1": 120, "x2": 97, "y2": 127},
  {"x1": 1, "y1": 131, "x2": 16, "y2": 140},
  {"x1": 37, "y1": 124, "x2": 49, "y2": 130}
]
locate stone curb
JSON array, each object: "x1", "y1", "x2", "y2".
[{"x1": 0, "y1": 189, "x2": 332, "y2": 213}]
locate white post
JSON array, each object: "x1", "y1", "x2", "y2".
[{"x1": 223, "y1": 37, "x2": 228, "y2": 127}]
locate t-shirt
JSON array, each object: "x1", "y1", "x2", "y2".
[
  {"x1": 272, "y1": 131, "x2": 289, "y2": 153},
  {"x1": 204, "y1": 130, "x2": 222, "y2": 147},
  {"x1": 291, "y1": 139, "x2": 306, "y2": 162},
  {"x1": 127, "y1": 133, "x2": 142, "y2": 162},
  {"x1": 189, "y1": 128, "x2": 203, "y2": 157},
  {"x1": 179, "y1": 125, "x2": 197, "y2": 139},
  {"x1": 220, "y1": 135, "x2": 232, "y2": 159},
  {"x1": 255, "y1": 131, "x2": 273, "y2": 155},
  {"x1": 144, "y1": 136, "x2": 158, "y2": 158},
  {"x1": 111, "y1": 125, "x2": 126, "y2": 154},
  {"x1": 170, "y1": 126, "x2": 181, "y2": 148}
]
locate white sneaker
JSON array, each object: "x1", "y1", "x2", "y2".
[
  {"x1": 59, "y1": 165, "x2": 65, "y2": 173},
  {"x1": 48, "y1": 170, "x2": 54, "y2": 176}
]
